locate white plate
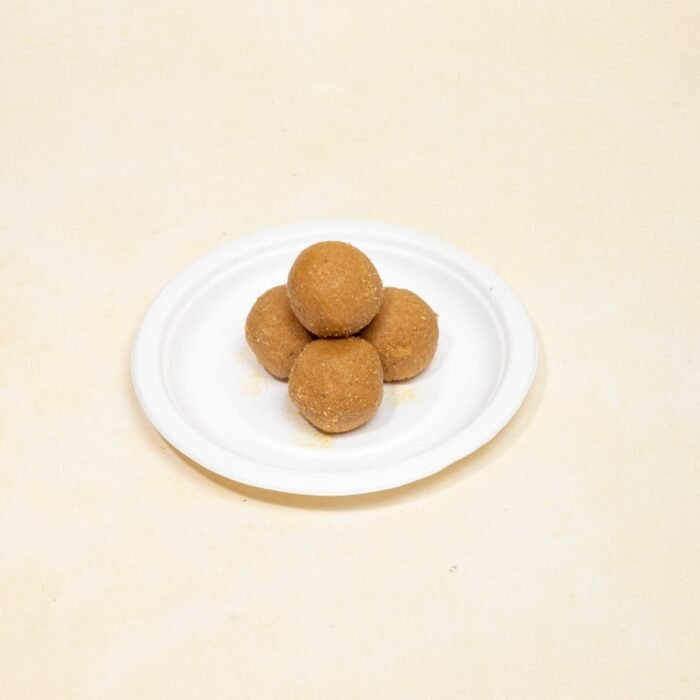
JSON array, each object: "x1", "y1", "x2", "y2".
[{"x1": 131, "y1": 221, "x2": 537, "y2": 496}]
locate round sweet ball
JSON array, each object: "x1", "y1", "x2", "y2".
[
  {"x1": 287, "y1": 241, "x2": 383, "y2": 337},
  {"x1": 245, "y1": 285, "x2": 314, "y2": 379},
  {"x1": 360, "y1": 287, "x2": 438, "y2": 381},
  {"x1": 289, "y1": 338, "x2": 383, "y2": 433}
]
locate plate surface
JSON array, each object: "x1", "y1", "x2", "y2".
[{"x1": 131, "y1": 221, "x2": 537, "y2": 495}]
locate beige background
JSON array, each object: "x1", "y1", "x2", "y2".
[{"x1": 2, "y1": 1, "x2": 699, "y2": 698}]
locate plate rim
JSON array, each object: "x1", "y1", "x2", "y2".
[{"x1": 131, "y1": 220, "x2": 538, "y2": 496}]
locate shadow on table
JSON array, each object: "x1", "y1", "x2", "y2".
[{"x1": 140, "y1": 326, "x2": 547, "y2": 512}]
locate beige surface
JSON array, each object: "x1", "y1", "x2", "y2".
[{"x1": 1, "y1": 1, "x2": 699, "y2": 698}]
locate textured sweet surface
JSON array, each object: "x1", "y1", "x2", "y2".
[
  {"x1": 361, "y1": 288, "x2": 439, "y2": 381},
  {"x1": 287, "y1": 241, "x2": 383, "y2": 337},
  {"x1": 245, "y1": 285, "x2": 313, "y2": 379},
  {"x1": 2, "y1": 2, "x2": 700, "y2": 698},
  {"x1": 289, "y1": 338, "x2": 383, "y2": 433}
]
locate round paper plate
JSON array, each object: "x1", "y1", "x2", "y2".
[{"x1": 131, "y1": 221, "x2": 537, "y2": 496}]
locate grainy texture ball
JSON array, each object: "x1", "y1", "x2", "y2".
[
  {"x1": 288, "y1": 338, "x2": 383, "y2": 433},
  {"x1": 245, "y1": 285, "x2": 314, "y2": 379},
  {"x1": 360, "y1": 287, "x2": 438, "y2": 381},
  {"x1": 287, "y1": 241, "x2": 383, "y2": 337}
]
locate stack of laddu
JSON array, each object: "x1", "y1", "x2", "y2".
[{"x1": 245, "y1": 242, "x2": 439, "y2": 433}]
